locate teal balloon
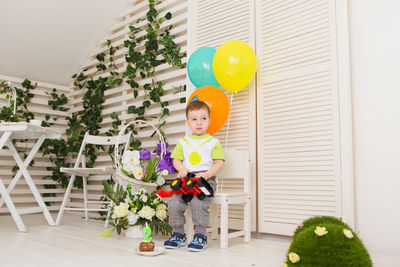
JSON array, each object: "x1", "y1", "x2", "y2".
[{"x1": 187, "y1": 47, "x2": 220, "y2": 88}]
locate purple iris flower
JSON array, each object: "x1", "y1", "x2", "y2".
[
  {"x1": 158, "y1": 158, "x2": 169, "y2": 171},
  {"x1": 158, "y1": 149, "x2": 175, "y2": 173},
  {"x1": 167, "y1": 162, "x2": 175, "y2": 173},
  {"x1": 153, "y1": 142, "x2": 169, "y2": 156},
  {"x1": 139, "y1": 148, "x2": 151, "y2": 160}
]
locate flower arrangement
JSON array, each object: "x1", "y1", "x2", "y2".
[
  {"x1": 120, "y1": 142, "x2": 175, "y2": 184},
  {"x1": 99, "y1": 182, "x2": 172, "y2": 237}
]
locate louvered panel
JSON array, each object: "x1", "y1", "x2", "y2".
[
  {"x1": 256, "y1": 0, "x2": 342, "y2": 235},
  {"x1": 189, "y1": 0, "x2": 256, "y2": 231}
]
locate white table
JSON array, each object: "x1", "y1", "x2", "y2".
[{"x1": 0, "y1": 122, "x2": 62, "y2": 232}]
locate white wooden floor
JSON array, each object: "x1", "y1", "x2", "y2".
[{"x1": 0, "y1": 212, "x2": 399, "y2": 267}]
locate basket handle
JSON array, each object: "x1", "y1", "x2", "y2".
[{"x1": 114, "y1": 119, "x2": 166, "y2": 170}]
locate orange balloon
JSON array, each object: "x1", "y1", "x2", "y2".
[{"x1": 188, "y1": 86, "x2": 230, "y2": 135}]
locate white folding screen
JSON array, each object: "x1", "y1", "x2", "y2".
[
  {"x1": 187, "y1": 0, "x2": 257, "y2": 230},
  {"x1": 255, "y1": 0, "x2": 347, "y2": 235}
]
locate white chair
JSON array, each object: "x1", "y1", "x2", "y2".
[
  {"x1": 56, "y1": 132, "x2": 131, "y2": 225},
  {"x1": 185, "y1": 149, "x2": 251, "y2": 248}
]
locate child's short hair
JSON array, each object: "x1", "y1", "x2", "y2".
[{"x1": 186, "y1": 100, "x2": 210, "y2": 118}]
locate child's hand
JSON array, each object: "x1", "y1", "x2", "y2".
[
  {"x1": 196, "y1": 172, "x2": 209, "y2": 179},
  {"x1": 178, "y1": 169, "x2": 188, "y2": 178}
]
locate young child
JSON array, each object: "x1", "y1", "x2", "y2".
[{"x1": 164, "y1": 100, "x2": 224, "y2": 252}]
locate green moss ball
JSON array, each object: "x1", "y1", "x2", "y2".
[{"x1": 285, "y1": 216, "x2": 372, "y2": 267}]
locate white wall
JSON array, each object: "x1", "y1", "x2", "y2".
[{"x1": 348, "y1": 0, "x2": 400, "y2": 256}]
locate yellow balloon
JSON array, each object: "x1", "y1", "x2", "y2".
[{"x1": 213, "y1": 40, "x2": 257, "y2": 93}]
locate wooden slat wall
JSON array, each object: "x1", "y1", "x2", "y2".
[
  {"x1": 256, "y1": 0, "x2": 342, "y2": 235},
  {"x1": 0, "y1": 74, "x2": 70, "y2": 213},
  {"x1": 188, "y1": 0, "x2": 257, "y2": 231},
  {"x1": 66, "y1": 0, "x2": 188, "y2": 213}
]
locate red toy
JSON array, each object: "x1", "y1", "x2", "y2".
[{"x1": 157, "y1": 173, "x2": 214, "y2": 203}]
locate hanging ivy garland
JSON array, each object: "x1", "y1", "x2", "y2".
[{"x1": 43, "y1": 0, "x2": 185, "y2": 189}]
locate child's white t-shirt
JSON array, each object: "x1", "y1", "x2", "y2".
[{"x1": 171, "y1": 134, "x2": 225, "y2": 172}]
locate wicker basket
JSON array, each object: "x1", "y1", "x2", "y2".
[{"x1": 113, "y1": 120, "x2": 166, "y2": 193}]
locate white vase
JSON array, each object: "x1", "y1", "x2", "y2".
[{"x1": 125, "y1": 225, "x2": 146, "y2": 239}]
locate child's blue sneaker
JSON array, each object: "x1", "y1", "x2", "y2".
[
  {"x1": 164, "y1": 232, "x2": 186, "y2": 249},
  {"x1": 187, "y1": 233, "x2": 207, "y2": 252}
]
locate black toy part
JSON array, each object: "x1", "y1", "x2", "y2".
[
  {"x1": 197, "y1": 177, "x2": 214, "y2": 197},
  {"x1": 182, "y1": 192, "x2": 193, "y2": 203}
]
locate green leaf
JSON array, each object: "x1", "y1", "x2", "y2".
[
  {"x1": 96, "y1": 64, "x2": 106, "y2": 71},
  {"x1": 143, "y1": 100, "x2": 151, "y2": 108},
  {"x1": 165, "y1": 12, "x2": 172, "y2": 20},
  {"x1": 97, "y1": 229, "x2": 114, "y2": 238},
  {"x1": 128, "y1": 105, "x2": 136, "y2": 114},
  {"x1": 96, "y1": 53, "x2": 105, "y2": 62},
  {"x1": 124, "y1": 40, "x2": 131, "y2": 47},
  {"x1": 106, "y1": 77, "x2": 114, "y2": 85},
  {"x1": 163, "y1": 108, "x2": 169, "y2": 116}
]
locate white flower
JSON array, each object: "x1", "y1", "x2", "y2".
[
  {"x1": 125, "y1": 198, "x2": 133, "y2": 206},
  {"x1": 288, "y1": 252, "x2": 300, "y2": 263},
  {"x1": 127, "y1": 212, "x2": 139, "y2": 225},
  {"x1": 156, "y1": 176, "x2": 165, "y2": 186},
  {"x1": 123, "y1": 163, "x2": 135, "y2": 174},
  {"x1": 157, "y1": 203, "x2": 167, "y2": 210},
  {"x1": 122, "y1": 150, "x2": 140, "y2": 166},
  {"x1": 343, "y1": 229, "x2": 354, "y2": 238},
  {"x1": 138, "y1": 205, "x2": 155, "y2": 220},
  {"x1": 140, "y1": 194, "x2": 148, "y2": 202},
  {"x1": 314, "y1": 226, "x2": 328, "y2": 236},
  {"x1": 113, "y1": 202, "x2": 129, "y2": 218},
  {"x1": 156, "y1": 205, "x2": 168, "y2": 220},
  {"x1": 161, "y1": 169, "x2": 169, "y2": 176},
  {"x1": 133, "y1": 166, "x2": 144, "y2": 180}
]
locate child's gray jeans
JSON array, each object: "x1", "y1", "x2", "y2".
[{"x1": 168, "y1": 176, "x2": 217, "y2": 236}]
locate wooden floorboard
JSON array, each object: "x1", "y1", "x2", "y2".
[{"x1": 0, "y1": 212, "x2": 398, "y2": 267}]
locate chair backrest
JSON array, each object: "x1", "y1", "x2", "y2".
[
  {"x1": 83, "y1": 132, "x2": 131, "y2": 146},
  {"x1": 73, "y1": 132, "x2": 131, "y2": 168},
  {"x1": 217, "y1": 149, "x2": 250, "y2": 194}
]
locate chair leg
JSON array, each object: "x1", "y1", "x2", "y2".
[
  {"x1": 82, "y1": 176, "x2": 88, "y2": 221},
  {"x1": 244, "y1": 197, "x2": 251, "y2": 243},
  {"x1": 210, "y1": 204, "x2": 218, "y2": 240},
  {"x1": 105, "y1": 182, "x2": 117, "y2": 228},
  {"x1": 220, "y1": 198, "x2": 229, "y2": 249},
  {"x1": 56, "y1": 174, "x2": 76, "y2": 225}
]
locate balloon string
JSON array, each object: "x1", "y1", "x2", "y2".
[
  {"x1": 221, "y1": 92, "x2": 234, "y2": 193},
  {"x1": 224, "y1": 93, "x2": 234, "y2": 149}
]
